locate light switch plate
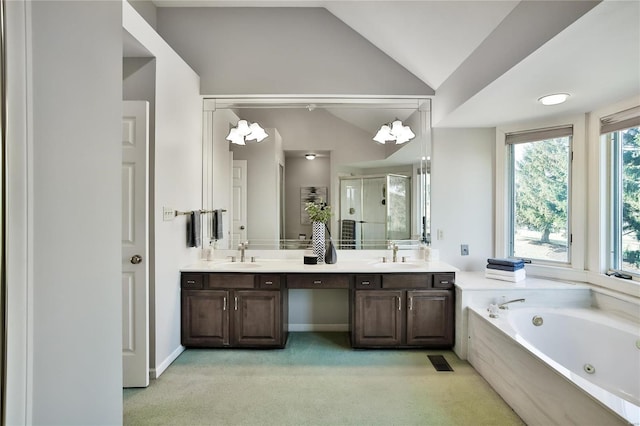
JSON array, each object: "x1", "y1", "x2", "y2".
[
  {"x1": 461, "y1": 244, "x2": 469, "y2": 256},
  {"x1": 163, "y1": 207, "x2": 175, "y2": 221}
]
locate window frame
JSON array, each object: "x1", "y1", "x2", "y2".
[
  {"x1": 602, "y1": 106, "x2": 640, "y2": 278},
  {"x1": 506, "y1": 131, "x2": 573, "y2": 265},
  {"x1": 496, "y1": 115, "x2": 586, "y2": 275}
]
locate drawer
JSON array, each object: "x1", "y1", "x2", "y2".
[
  {"x1": 354, "y1": 274, "x2": 381, "y2": 289},
  {"x1": 207, "y1": 273, "x2": 255, "y2": 289},
  {"x1": 433, "y1": 273, "x2": 455, "y2": 289},
  {"x1": 382, "y1": 273, "x2": 431, "y2": 289},
  {"x1": 181, "y1": 273, "x2": 204, "y2": 290},
  {"x1": 258, "y1": 274, "x2": 282, "y2": 289},
  {"x1": 286, "y1": 274, "x2": 350, "y2": 289}
]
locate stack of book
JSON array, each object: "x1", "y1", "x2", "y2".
[{"x1": 485, "y1": 258, "x2": 526, "y2": 282}]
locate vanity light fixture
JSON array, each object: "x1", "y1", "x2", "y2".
[
  {"x1": 305, "y1": 153, "x2": 316, "y2": 160},
  {"x1": 226, "y1": 119, "x2": 268, "y2": 145},
  {"x1": 373, "y1": 119, "x2": 415, "y2": 144},
  {"x1": 538, "y1": 93, "x2": 570, "y2": 106}
]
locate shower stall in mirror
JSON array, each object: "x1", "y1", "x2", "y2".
[{"x1": 339, "y1": 174, "x2": 411, "y2": 249}]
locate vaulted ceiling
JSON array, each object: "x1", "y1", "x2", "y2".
[{"x1": 150, "y1": 0, "x2": 639, "y2": 128}]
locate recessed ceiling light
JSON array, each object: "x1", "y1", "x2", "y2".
[
  {"x1": 305, "y1": 153, "x2": 316, "y2": 160},
  {"x1": 538, "y1": 93, "x2": 570, "y2": 106}
]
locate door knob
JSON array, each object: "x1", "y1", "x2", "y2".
[
  {"x1": 130, "y1": 254, "x2": 143, "y2": 264},
  {"x1": 240, "y1": 225, "x2": 245, "y2": 230}
]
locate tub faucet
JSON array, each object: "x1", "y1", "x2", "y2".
[
  {"x1": 498, "y1": 298, "x2": 525, "y2": 310},
  {"x1": 238, "y1": 241, "x2": 248, "y2": 262},
  {"x1": 388, "y1": 241, "x2": 399, "y2": 262}
]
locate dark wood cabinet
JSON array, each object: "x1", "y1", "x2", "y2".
[
  {"x1": 352, "y1": 274, "x2": 454, "y2": 348},
  {"x1": 353, "y1": 290, "x2": 403, "y2": 346},
  {"x1": 181, "y1": 274, "x2": 288, "y2": 348},
  {"x1": 181, "y1": 270, "x2": 453, "y2": 350},
  {"x1": 405, "y1": 290, "x2": 454, "y2": 346}
]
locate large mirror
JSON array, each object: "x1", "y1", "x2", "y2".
[{"x1": 202, "y1": 98, "x2": 431, "y2": 250}]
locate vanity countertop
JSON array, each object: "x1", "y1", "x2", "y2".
[{"x1": 181, "y1": 258, "x2": 458, "y2": 273}]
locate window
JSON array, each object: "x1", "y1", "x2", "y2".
[
  {"x1": 506, "y1": 126, "x2": 572, "y2": 263},
  {"x1": 603, "y1": 106, "x2": 640, "y2": 276}
]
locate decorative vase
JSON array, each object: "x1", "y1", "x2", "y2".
[{"x1": 312, "y1": 221, "x2": 325, "y2": 264}]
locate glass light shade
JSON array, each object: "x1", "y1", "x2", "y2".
[
  {"x1": 305, "y1": 153, "x2": 316, "y2": 160},
  {"x1": 226, "y1": 128, "x2": 246, "y2": 145},
  {"x1": 373, "y1": 125, "x2": 392, "y2": 143},
  {"x1": 236, "y1": 119, "x2": 251, "y2": 136},
  {"x1": 400, "y1": 125, "x2": 415, "y2": 141},
  {"x1": 246, "y1": 123, "x2": 268, "y2": 142},
  {"x1": 390, "y1": 120, "x2": 404, "y2": 136}
]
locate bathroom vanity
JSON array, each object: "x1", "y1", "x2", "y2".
[{"x1": 180, "y1": 259, "x2": 456, "y2": 350}]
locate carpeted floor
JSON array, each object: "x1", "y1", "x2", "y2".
[{"x1": 124, "y1": 332, "x2": 524, "y2": 425}]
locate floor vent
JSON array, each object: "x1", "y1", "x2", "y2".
[{"x1": 428, "y1": 355, "x2": 454, "y2": 372}]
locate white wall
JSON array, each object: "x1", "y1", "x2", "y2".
[
  {"x1": 156, "y1": 7, "x2": 432, "y2": 96},
  {"x1": 124, "y1": 2, "x2": 202, "y2": 377},
  {"x1": 431, "y1": 128, "x2": 495, "y2": 271},
  {"x1": 7, "y1": 1, "x2": 124, "y2": 423}
]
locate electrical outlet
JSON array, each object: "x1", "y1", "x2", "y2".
[
  {"x1": 437, "y1": 229, "x2": 444, "y2": 240},
  {"x1": 461, "y1": 244, "x2": 469, "y2": 256},
  {"x1": 163, "y1": 207, "x2": 175, "y2": 221}
]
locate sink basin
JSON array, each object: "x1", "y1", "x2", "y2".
[
  {"x1": 214, "y1": 262, "x2": 262, "y2": 269},
  {"x1": 370, "y1": 262, "x2": 420, "y2": 269}
]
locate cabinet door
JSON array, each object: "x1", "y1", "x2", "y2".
[
  {"x1": 353, "y1": 290, "x2": 403, "y2": 346},
  {"x1": 181, "y1": 290, "x2": 229, "y2": 347},
  {"x1": 406, "y1": 290, "x2": 453, "y2": 346},
  {"x1": 232, "y1": 290, "x2": 281, "y2": 347}
]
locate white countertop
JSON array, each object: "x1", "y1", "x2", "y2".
[
  {"x1": 455, "y1": 271, "x2": 590, "y2": 290},
  {"x1": 181, "y1": 258, "x2": 458, "y2": 273}
]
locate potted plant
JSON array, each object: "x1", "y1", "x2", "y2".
[{"x1": 304, "y1": 200, "x2": 332, "y2": 264}]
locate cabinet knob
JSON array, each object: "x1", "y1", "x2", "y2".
[
  {"x1": 265, "y1": 281, "x2": 273, "y2": 285},
  {"x1": 130, "y1": 254, "x2": 143, "y2": 264},
  {"x1": 361, "y1": 281, "x2": 370, "y2": 285},
  {"x1": 313, "y1": 280, "x2": 322, "y2": 284}
]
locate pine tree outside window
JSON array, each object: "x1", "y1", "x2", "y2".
[{"x1": 506, "y1": 126, "x2": 572, "y2": 263}]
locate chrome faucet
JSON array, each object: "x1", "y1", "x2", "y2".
[
  {"x1": 388, "y1": 241, "x2": 399, "y2": 263},
  {"x1": 238, "y1": 241, "x2": 248, "y2": 262},
  {"x1": 498, "y1": 298, "x2": 525, "y2": 310}
]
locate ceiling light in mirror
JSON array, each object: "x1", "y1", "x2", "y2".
[
  {"x1": 373, "y1": 119, "x2": 415, "y2": 144},
  {"x1": 226, "y1": 119, "x2": 268, "y2": 145}
]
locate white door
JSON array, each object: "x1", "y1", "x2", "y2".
[
  {"x1": 122, "y1": 101, "x2": 149, "y2": 388},
  {"x1": 232, "y1": 159, "x2": 248, "y2": 246}
]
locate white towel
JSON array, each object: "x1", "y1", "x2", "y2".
[{"x1": 485, "y1": 268, "x2": 526, "y2": 282}]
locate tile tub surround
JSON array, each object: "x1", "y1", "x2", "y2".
[
  {"x1": 467, "y1": 307, "x2": 636, "y2": 425},
  {"x1": 453, "y1": 272, "x2": 592, "y2": 359}
]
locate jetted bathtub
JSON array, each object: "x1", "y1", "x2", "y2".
[{"x1": 468, "y1": 305, "x2": 640, "y2": 425}]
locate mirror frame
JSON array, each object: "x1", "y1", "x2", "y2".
[{"x1": 202, "y1": 97, "x2": 432, "y2": 250}]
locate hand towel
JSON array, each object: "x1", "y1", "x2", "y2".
[
  {"x1": 212, "y1": 210, "x2": 223, "y2": 240},
  {"x1": 187, "y1": 211, "x2": 201, "y2": 247},
  {"x1": 487, "y1": 258, "x2": 525, "y2": 267},
  {"x1": 486, "y1": 263, "x2": 524, "y2": 272}
]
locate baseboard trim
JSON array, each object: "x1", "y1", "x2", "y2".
[
  {"x1": 289, "y1": 323, "x2": 349, "y2": 332},
  {"x1": 150, "y1": 345, "x2": 185, "y2": 379}
]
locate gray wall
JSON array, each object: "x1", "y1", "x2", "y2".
[
  {"x1": 431, "y1": 128, "x2": 495, "y2": 271},
  {"x1": 285, "y1": 156, "x2": 331, "y2": 241},
  {"x1": 156, "y1": 7, "x2": 433, "y2": 96}
]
